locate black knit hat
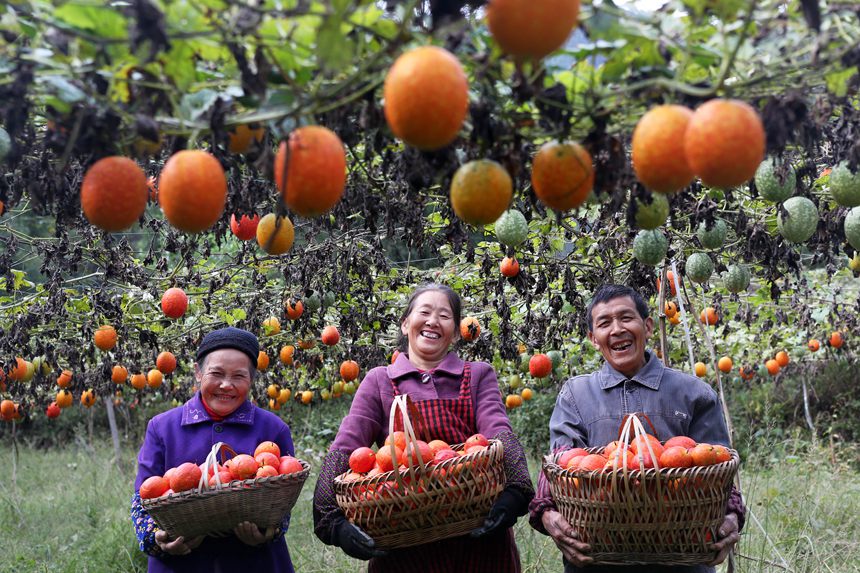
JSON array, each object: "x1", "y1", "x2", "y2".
[{"x1": 195, "y1": 326, "x2": 259, "y2": 368}]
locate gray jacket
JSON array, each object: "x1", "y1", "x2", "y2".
[{"x1": 548, "y1": 351, "x2": 732, "y2": 573}]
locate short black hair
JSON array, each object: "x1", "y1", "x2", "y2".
[
  {"x1": 586, "y1": 284, "x2": 650, "y2": 331},
  {"x1": 397, "y1": 283, "x2": 462, "y2": 351}
]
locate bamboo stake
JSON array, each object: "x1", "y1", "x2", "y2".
[
  {"x1": 657, "y1": 266, "x2": 670, "y2": 367},
  {"x1": 670, "y1": 261, "x2": 697, "y2": 372},
  {"x1": 801, "y1": 377, "x2": 816, "y2": 438},
  {"x1": 105, "y1": 398, "x2": 126, "y2": 474}
]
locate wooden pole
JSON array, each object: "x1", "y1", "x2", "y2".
[
  {"x1": 105, "y1": 398, "x2": 125, "y2": 473},
  {"x1": 657, "y1": 265, "x2": 670, "y2": 367},
  {"x1": 670, "y1": 261, "x2": 696, "y2": 372}
]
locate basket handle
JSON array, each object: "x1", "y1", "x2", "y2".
[
  {"x1": 617, "y1": 412, "x2": 660, "y2": 440},
  {"x1": 611, "y1": 413, "x2": 665, "y2": 483},
  {"x1": 387, "y1": 394, "x2": 429, "y2": 490},
  {"x1": 197, "y1": 442, "x2": 238, "y2": 493},
  {"x1": 392, "y1": 395, "x2": 431, "y2": 443}
]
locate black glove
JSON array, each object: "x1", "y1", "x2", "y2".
[
  {"x1": 331, "y1": 517, "x2": 389, "y2": 560},
  {"x1": 469, "y1": 487, "x2": 530, "y2": 538}
]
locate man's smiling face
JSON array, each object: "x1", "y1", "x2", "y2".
[{"x1": 588, "y1": 295, "x2": 654, "y2": 377}]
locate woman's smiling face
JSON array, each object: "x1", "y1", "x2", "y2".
[
  {"x1": 401, "y1": 290, "x2": 457, "y2": 366},
  {"x1": 196, "y1": 348, "x2": 253, "y2": 417}
]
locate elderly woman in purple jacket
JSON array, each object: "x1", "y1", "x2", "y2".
[
  {"x1": 313, "y1": 284, "x2": 535, "y2": 573},
  {"x1": 131, "y1": 326, "x2": 296, "y2": 572}
]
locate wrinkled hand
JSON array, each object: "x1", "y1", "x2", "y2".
[
  {"x1": 333, "y1": 519, "x2": 388, "y2": 560},
  {"x1": 542, "y1": 510, "x2": 592, "y2": 567},
  {"x1": 155, "y1": 529, "x2": 204, "y2": 556},
  {"x1": 470, "y1": 488, "x2": 528, "y2": 538},
  {"x1": 234, "y1": 521, "x2": 277, "y2": 546},
  {"x1": 708, "y1": 513, "x2": 740, "y2": 566}
]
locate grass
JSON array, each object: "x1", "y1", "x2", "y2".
[{"x1": 1, "y1": 436, "x2": 859, "y2": 572}]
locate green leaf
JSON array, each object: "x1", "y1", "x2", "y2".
[
  {"x1": 317, "y1": 16, "x2": 353, "y2": 71},
  {"x1": 826, "y1": 67, "x2": 857, "y2": 98},
  {"x1": 179, "y1": 88, "x2": 219, "y2": 122},
  {"x1": 232, "y1": 308, "x2": 247, "y2": 321},
  {"x1": 163, "y1": 40, "x2": 197, "y2": 92},
  {"x1": 11, "y1": 269, "x2": 32, "y2": 290},
  {"x1": 53, "y1": 3, "x2": 127, "y2": 40},
  {"x1": 42, "y1": 76, "x2": 87, "y2": 104}
]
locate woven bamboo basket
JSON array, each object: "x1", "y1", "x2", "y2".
[
  {"x1": 542, "y1": 414, "x2": 739, "y2": 566},
  {"x1": 142, "y1": 442, "x2": 310, "y2": 539},
  {"x1": 334, "y1": 394, "x2": 506, "y2": 549}
]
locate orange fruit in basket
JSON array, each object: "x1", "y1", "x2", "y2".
[
  {"x1": 256, "y1": 465, "x2": 279, "y2": 478},
  {"x1": 209, "y1": 470, "x2": 233, "y2": 487},
  {"x1": 558, "y1": 447, "x2": 588, "y2": 468},
  {"x1": 629, "y1": 433, "x2": 661, "y2": 454},
  {"x1": 565, "y1": 455, "x2": 586, "y2": 471},
  {"x1": 689, "y1": 443, "x2": 718, "y2": 466},
  {"x1": 384, "y1": 431, "x2": 408, "y2": 451},
  {"x1": 432, "y1": 449, "x2": 459, "y2": 465},
  {"x1": 232, "y1": 454, "x2": 260, "y2": 480},
  {"x1": 603, "y1": 441, "x2": 626, "y2": 458},
  {"x1": 349, "y1": 447, "x2": 377, "y2": 474},
  {"x1": 713, "y1": 445, "x2": 732, "y2": 464},
  {"x1": 578, "y1": 454, "x2": 608, "y2": 472},
  {"x1": 605, "y1": 452, "x2": 640, "y2": 471},
  {"x1": 278, "y1": 456, "x2": 304, "y2": 475},
  {"x1": 464, "y1": 433, "x2": 489, "y2": 449},
  {"x1": 664, "y1": 435, "x2": 697, "y2": 450},
  {"x1": 376, "y1": 445, "x2": 404, "y2": 472},
  {"x1": 139, "y1": 476, "x2": 170, "y2": 499},
  {"x1": 659, "y1": 446, "x2": 693, "y2": 468},
  {"x1": 255, "y1": 452, "x2": 280, "y2": 469},
  {"x1": 254, "y1": 441, "x2": 281, "y2": 459},
  {"x1": 427, "y1": 440, "x2": 451, "y2": 456},
  {"x1": 405, "y1": 440, "x2": 433, "y2": 466},
  {"x1": 170, "y1": 462, "x2": 202, "y2": 492}
]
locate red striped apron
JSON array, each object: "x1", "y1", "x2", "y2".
[{"x1": 368, "y1": 363, "x2": 520, "y2": 573}]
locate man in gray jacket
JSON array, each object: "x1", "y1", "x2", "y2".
[{"x1": 529, "y1": 284, "x2": 745, "y2": 572}]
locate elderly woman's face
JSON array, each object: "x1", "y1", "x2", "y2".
[{"x1": 195, "y1": 348, "x2": 253, "y2": 417}]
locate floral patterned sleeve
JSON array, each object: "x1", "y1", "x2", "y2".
[{"x1": 130, "y1": 492, "x2": 162, "y2": 556}]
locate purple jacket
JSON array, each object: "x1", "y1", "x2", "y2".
[
  {"x1": 132, "y1": 393, "x2": 295, "y2": 573},
  {"x1": 330, "y1": 351, "x2": 512, "y2": 452}
]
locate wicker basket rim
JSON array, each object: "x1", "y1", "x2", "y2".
[
  {"x1": 543, "y1": 447, "x2": 739, "y2": 477},
  {"x1": 142, "y1": 460, "x2": 310, "y2": 509}
]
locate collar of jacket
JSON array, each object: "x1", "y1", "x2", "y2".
[
  {"x1": 181, "y1": 392, "x2": 255, "y2": 426},
  {"x1": 598, "y1": 350, "x2": 664, "y2": 391},
  {"x1": 386, "y1": 351, "x2": 465, "y2": 380}
]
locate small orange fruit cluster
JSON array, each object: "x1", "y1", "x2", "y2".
[
  {"x1": 343, "y1": 432, "x2": 490, "y2": 480},
  {"x1": 139, "y1": 441, "x2": 303, "y2": 500},
  {"x1": 558, "y1": 434, "x2": 731, "y2": 473}
]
